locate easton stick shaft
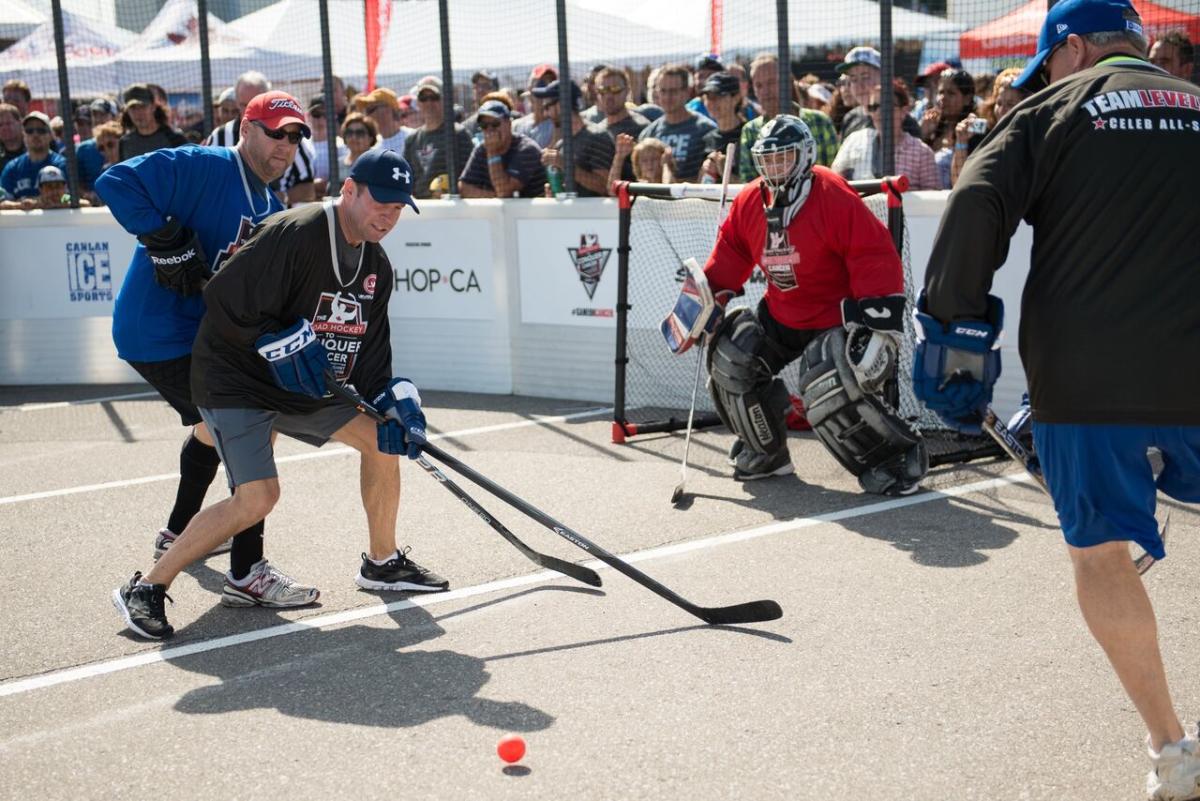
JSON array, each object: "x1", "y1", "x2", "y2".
[
  {"x1": 981, "y1": 407, "x2": 1165, "y2": 575},
  {"x1": 326, "y1": 378, "x2": 602, "y2": 588},
  {"x1": 420, "y1": 440, "x2": 781, "y2": 625}
]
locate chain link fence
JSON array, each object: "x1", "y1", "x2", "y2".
[{"x1": 2, "y1": 0, "x2": 1198, "y2": 206}]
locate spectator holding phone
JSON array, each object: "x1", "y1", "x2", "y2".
[
  {"x1": 919, "y1": 68, "x2": 976, "y2": 189},
  {"x1": 949, "y1": 69, "x2": 1029, "y2": 188}
]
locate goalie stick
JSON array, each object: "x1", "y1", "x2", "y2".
[
  {"x1": 331, "y1": 381, "x2": 781, "y2": 625},
  {"x1": 981, "y1": 407, "x2": 1167, "y2": 575},
  {"x1": 670, "y1": 141, "x2": 737, "y2": 507},
  {"x1": 326, "y1": 378, "x2": 601, "y2": 588}
]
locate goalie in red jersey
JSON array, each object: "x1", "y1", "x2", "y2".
[{"x1": 664, "y1": 115, "x2": 926, "y2": 493}]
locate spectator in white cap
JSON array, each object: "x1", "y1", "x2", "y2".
[
  {"x1": 36, "y1": 163, "x2": 85, "y2": 208},
  {"x1": 214, "y1": 87, "x2": 239, "y2": 128},
  {"x1": 0, "y1": 112, "x2": 67, "y2": 200},
  {"x1": 837, "y1": 45, "x2": 922, "y2": 141}
]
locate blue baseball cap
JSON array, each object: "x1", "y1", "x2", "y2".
[
  {"x1": 532, "y1": 79, "x2": 585, "y2": 111},
  {"x1": 349, "y1": 149, "x2": 419, "y2": 213},
  {"x1": 1013, "y1": 0, "x2": 1144, "y2": 90}
]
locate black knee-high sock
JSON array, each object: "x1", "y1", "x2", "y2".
[
  {"x1": 229, "y1": 520, "x2": 265, "y2": 580},
  {"x1": 167, "y1": 435, "x2": 221, "y2": 535}
]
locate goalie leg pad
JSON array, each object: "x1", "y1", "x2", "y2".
[
  {"x1": 798, "y1": 328, "x2": 928, "y2": 493},
  {"x1": 707, "y1": 308, "x2": 790, "y2": 457}
]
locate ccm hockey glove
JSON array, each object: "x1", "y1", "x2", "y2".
[
  {"x1": 138, "y1": 218, "x2": 211, "y2": 296},
  {"x1": 912, "y1": 290, "x2": 1003, "y2": 433},
  {"x1": 255, "y1": 320, "x2": 331, "y2": 399},
  {"x1": 373, "y1": 378, "x2": 427, "y2": 459}
]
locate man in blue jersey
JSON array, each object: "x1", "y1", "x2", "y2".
[{"x1": 96, "y1": 90, "x2": 320, "y2": 610}]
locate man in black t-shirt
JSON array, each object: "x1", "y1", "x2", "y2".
[
  {"x1": 533, "y1": 79, "x2": 616, "y2": 197},
  {"x1": 404, "y1": 80, "x2": 473, "y2": 198}
]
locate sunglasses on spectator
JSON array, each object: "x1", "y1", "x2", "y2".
[
  {"x1": 596, "y1": 84, "x2": 626, "y2": 95},
  {"x1": 310, "y1": 110, "x2": 325, "y2": 119},
  {"x1": 478, "y1": 119, "x2": 503, "y2": 131},
  {"x1": 24, "y1": 126, "x2": 50, "y2": 135},
  {"x1": 417, "y1": 93, "x2": 439, "y2": 102},
  {"x1": 252, "y1": 120, "x2": 303, "y2": 144},
  {"x1": 344, "y1": 127, "x2": 371, "y2": 138},
  {"x1": 99, "y1": 140, "x2": 118, "y2": 149},
  {"x1": 365, "y1": 104, "x2": 386, "y2": 115}
]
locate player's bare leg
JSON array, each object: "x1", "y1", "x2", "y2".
[
  {"x1": 331, "y1": 413, "x2": 448, "y2": 592},
  {"x1": 145, "y1": 477, "x2": 279, "y2": 589},
  {"x1": 1069, "y1": 540, "x2": 1183, "y2": 749}
]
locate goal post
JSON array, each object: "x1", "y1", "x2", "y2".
[{"x1": 610, "y1": 176, "x2": 1003, "y2": 467}]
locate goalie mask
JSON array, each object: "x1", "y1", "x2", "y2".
[{"x1": 751, "y1": 115, "x2": 817, "y2": 224}]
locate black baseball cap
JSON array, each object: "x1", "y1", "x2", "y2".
[
  {"x1": 701, "y1": 71, "x2": 740, "y2": 96},
  {"x1": 122, "y1": 83, "x2": 154, "y2": 106},
  {"x1": 694, "y1": 54, "x2": 725, "y2": 72},
  {"x1": 532, "y1": 79, "x2": 584, "y2": 112}
]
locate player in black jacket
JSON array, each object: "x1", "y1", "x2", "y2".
[
  {"x1": 912, "y1": 2, "x2": 1200, "y2": 797},
  {"x1": 113, "y1": 149, "x2": 448, "y2": 641}
]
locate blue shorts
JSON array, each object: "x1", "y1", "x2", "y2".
[{"x1": 1032, "y1": 422, "x2": 1200, "y2": 560}]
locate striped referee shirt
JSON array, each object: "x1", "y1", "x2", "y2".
[{"x1": 203, "y1": 118, "x2": 315, "y2": 191}]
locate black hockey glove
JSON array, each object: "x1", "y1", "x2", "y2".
[
  {"x1": 842, "y1": 295, "x2": 906, "y2": 394},
  {"x1": 139, "y1": 219, "x2": 211, "y2": 297}
]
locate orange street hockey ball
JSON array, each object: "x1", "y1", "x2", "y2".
[{"x1": 497, "y1": 734, "x2": 526, "y2": 763}]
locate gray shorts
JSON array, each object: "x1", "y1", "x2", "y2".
[{"x1": 198, "y1": 401, "x2": 359, "y2": 489}]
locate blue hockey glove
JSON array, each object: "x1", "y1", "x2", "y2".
[
  {"x1": 255, "y1": 319, "x2": 331, "y2": 399},
  {"x1": 912, "y1": 290, "x2": 1003, "y2": 433},
  {"x1": 373, "y1": 378, "x2": 426, "y2": 459}
]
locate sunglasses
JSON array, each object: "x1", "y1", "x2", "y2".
[
  {"x1": 364, "y1": 104, "x2": 386, "y2": 115},
  {"x1": 596, "y1": 85, "x2": 626, "y2": 95},
  {"x1": 99, "y1": 140, "x2": 118, "y2": 149},
  {"x1": 478, "y1": 119, "x2": 503, "y2": 131},
  {"x1": 310, "y1": 110, "x2": 325, "y2": 119},
  {"x1": 252, "y1": 120, "x2": 303, "y2": 144},
  {"x1": 24, "y1": 126, "x2": 50, "y2": 135},
  {"x1": 417, "y1": 93, "x2": 440, "y2": 102},
  {"x1": 344, "y1": 127, "x2": 371, "y2": 138}
]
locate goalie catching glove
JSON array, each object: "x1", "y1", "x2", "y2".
[
  {"x1": 911, "y1": 290, "x2": 1003, "y2": 433},
  {"x1": 138, "y1": 218, "x2": 211, "y2": 297},
  {"x1": 841, "y1": 295, "x2": 906, "y2": 394},
  {"x1": 255, "y1": 319, "x2": 332, "y2": 399},
  {"x1": 373, "y1": 378, "x2": 427, "y2": 459},
  {"x1": 661, "y1": 257, "x2": 737, "y2": 355}
]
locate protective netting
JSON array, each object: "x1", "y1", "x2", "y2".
[{"x1": 615, "y1": 183, "x2": 1001, "y2": 465}]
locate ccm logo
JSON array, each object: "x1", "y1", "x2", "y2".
[
  {"x1": 953, "y1": 326, "x2": 989, "y2": 338},
  {"x1": 149, "y1": 249, "x2": 197, "y2": 266},
  {"x1": 262, "y1": 327, "x2": 314, "y2": 360}
]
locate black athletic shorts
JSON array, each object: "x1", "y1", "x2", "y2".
[{"x1": 128, "y1": 354, "x2": 201, "y2": 427}]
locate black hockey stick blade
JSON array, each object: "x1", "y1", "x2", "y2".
[
  {"x1": 325, "y1": 377, "x2": 602, "y2": 588},
  {"x1": 694, "y1": 599, "x2": 784, "y2": 625},
  {"x1": 421, "y1": 440, "x2": 783, "y2": 626}
]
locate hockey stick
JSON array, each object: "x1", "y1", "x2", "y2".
[
  {"x1": 326, "y1": 379, "x2": 601, "y2": 588},
  {"x1": 981, "y1": 407, "x2": 1167, "y2": 575},
  {"x1": 671, "y1": 142, "x2": 737, "y2": 507},
  {"x1": 333, "y1": 382, "x2": 779, "y2": 624}
]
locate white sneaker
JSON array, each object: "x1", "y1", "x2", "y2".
[
  {"x1": 1148, "y1": 734, "x2": 1200, "y2": 801},
  {"x1": 153, "y1": 528, "x2": 233, "y2": 560},
  {"x1": 221, "y1": 559, "x2": 320, "y2": 608}
]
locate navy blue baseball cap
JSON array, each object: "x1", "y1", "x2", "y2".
[
  {"x1": 349, "y1": 149, "x2": 419, "y2": 213},
  {"x1": 1013, "y1": 0, "x2": 1144, "y2": 90},
  {"x1": 532, "y1": 79, "x2": 585, "y2": 111}
]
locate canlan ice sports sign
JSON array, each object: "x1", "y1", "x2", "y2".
[{"x1": 66, "y1": 241, "x2": 112, "y2": 303}]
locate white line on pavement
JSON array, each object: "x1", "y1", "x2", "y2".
[
  {"x1": 0, "y1": 407, "x2": 612, "y2": 507},
  {"x1": 15, "y1": 391, "x2": 161, "y2": 411},
  {"x1": 0, "y1": 472, "x2": 1030, "y2": 700}
]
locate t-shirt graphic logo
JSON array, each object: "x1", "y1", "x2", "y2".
[
  {"x1": 761, "y1": 208, "x2": 800, "y2": 291},
  {"x1": 312, "y1": 291, "x2": 368, "y2": 380},
  {"x1": 212, "y1": 215, "x2": 256, "y2": 273},
  {"x1": 567, "y1": 233, "x2": 612, "y2": 300},
  {"x1": 768, "y1": 230, "x2": 788, "y2": 251}
]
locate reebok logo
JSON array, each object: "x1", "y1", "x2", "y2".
[
  {"x1": 954, "y1": 326, "x2": 988, "y2": 338},
  {"x1": 149, "y1": 249, "x2": 197, "y2": 266}
]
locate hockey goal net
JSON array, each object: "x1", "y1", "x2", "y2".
[{"x1": 611, "y1": 178, "x2": 1001, "y2": 467}]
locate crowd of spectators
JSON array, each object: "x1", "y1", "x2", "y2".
[{"x1": 1, "y1": 30, "x2": 1195, "y2": 211}]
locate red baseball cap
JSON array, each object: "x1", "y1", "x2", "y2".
[{"x1": 243, "y1": 90, "x2": 311, "y2": 138}]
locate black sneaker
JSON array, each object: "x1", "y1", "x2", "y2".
[
  {"x1": 356, "y1": 547, "x2": 450, "y2": 592},
  {"x1": 732, "y1": 447, "x2": 794, "y2": 481},
  {"x1": 112, "y1": 572, "x2": 174, "y2": 640}
]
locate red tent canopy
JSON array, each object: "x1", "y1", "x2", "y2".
[{"x1": 961, "y1": 0, "x2": 1200, "y2": 60}]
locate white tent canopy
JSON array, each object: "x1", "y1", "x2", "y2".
[
  {"x1": 112, "y1": 0, "x2": 323, "y2": 93},
  {"x1": 0, "y1": 0, "x2": 45, "y2": 43},
  {"x1": 0, "y1": 9, "x2": 134, "y2": 96},
  {"x1": 721, "y1": 0, "x2": 963, "y2": 53},
  {"x1": 229, "y1": 0, "x2": 704, "y2": 92}
]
